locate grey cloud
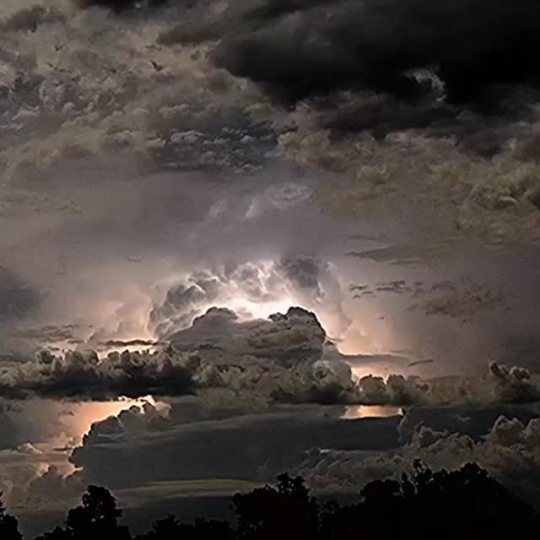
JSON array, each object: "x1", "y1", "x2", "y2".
[
  {"x1": 301, "y1": 414, "x2": 540, "y2": 504},
  {"x1": 3, "y1": 313, "x2": 540, "y2": 410},
  {"x1": 0, "y1": 348, "x2": 197, "y2": 400},
  {"x1": 70, "y1": 402, "x2": 400, "y2": 489},
  {"x1": 0, "y1": 402, "x2": 19, "y2": 449},
  {"x1": 1, "y1": 0, "x2": 540, "y2": 386},
  {"x1": 411, "y1": 283, "x2": 504, "y2": 319},
  {"x1": 3, "y1": 5, "x2": 66, "y2": 32},
  {"x1": 74, "y1": 0, "x2": 167, "y2": 11},
  {"x1": 278, "y1": 258, "x2": 323, "y2": 294},
  {"x1": 398, "y1": 402, "x2": 540, "y2": 443},
  {"x1": 65, "y1": 392, "x2": 540, "y2": 507},
  {"x1": 0, "y1": 298, "x2": 538, "y2": 408},
  {"x1": 0, "y1": 308, "x2": 343, "y2": 402},
  {"x1": 354, "y1": 363, "x2": 540, "y2": 408},
  {"x1": 0, "y1": 267, "x2": 40, "y2": 325},
  {"x1": 1, "y1": 0, "x2": 540, "y2": 258},
  {"x1": 0, "y1": 0, "x2": 273, "y2": 182},
  {"x1": 169, "y1": 307, "x2": 326, "y2": 365},
  {"x1": 493, "y1": 335, "x2": 540, "y2": 373}
]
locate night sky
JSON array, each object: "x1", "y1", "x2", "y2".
[{"x1": 2, "y1": 0, "x2": 540, "y2": 536}]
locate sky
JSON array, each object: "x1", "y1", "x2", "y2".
[{"x1": 2, "y1": 0, "x2": 540, "y2": 535}]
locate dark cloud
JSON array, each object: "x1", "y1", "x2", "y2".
[
  {"x1": 355, "y1": 362, "x2": 540, "y2": 407},
  {"x1": 398, "y1": 403, "x2": 540, "y2": 443},
  {"x1": 70, "y1": 403, "x2": 401, "y2": 489},
  {"x1": 63, "y1": 397, "x2": 540, "y2": 511},
  {"x1": 301, "y1": 414, "x2": 540, "y2": 505},
  {"x1": 0, "y1": 349, "x2": 197, "y2": 400},
  {"x1": 216, "y1": 0, "x2": 540, "y2": 108},
  {"x1": 74, "y1": 0, "x2": 168, "y2": 12},
  {"x1": 169, "y1": 307, "x2": 326, "y2": 365}
]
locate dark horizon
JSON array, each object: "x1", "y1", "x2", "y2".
[{"x1": 4, "y1": 464, "x2": 539, "y2": 539}]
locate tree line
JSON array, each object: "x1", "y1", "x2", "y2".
[{"x1": 1, "y1": 462, "x2": 537, "y2": 540}]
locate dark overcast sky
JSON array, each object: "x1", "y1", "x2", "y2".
[{"x1": 2, "y1": 0, "x2": 540, "y2": 535}]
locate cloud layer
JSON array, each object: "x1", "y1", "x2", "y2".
[{"x1": 2, "y1": 306, "x2": 540, "y2": 411}]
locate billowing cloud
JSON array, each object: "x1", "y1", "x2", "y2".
[
  {"x1": 2, "y1": 302, "x2": 540, "y2": 411},
  {"x1": 1, "y1": 0, "x2": 540, "y2": 256},
  {"x1": 149, "y1": 257, "x2": 349, "y2": 340},
  {"x1": 2, "y1": 1, "x2": 540, "y2": 532},
  {"x1": 0, "y1": 348, "x2": 196, "y2": 400},
  {"x1": 355, "y1": 362, "x2": 540, "y2": 407},
  {"x1": 216, "y1": 0, "x2": 540, "y2": 106},
  {"x1": 301, "y1": 414, "x2": 540, "y2": 504},
  {"x1": 0, "y1": 308, "x2": 336, "y2": 401},
  {"x1": 169, "y1": 307, "x2": 326, "y2": 364}
]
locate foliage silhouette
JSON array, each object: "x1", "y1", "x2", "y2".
[
  {"x1": 319, "y1": 461, "x2": 539, "y2": 539},
  {"x1": 37, "y1": 485, "x2": 130, "y2": 540},
  {"x1": 232, "y1": 473, "x2": 319, "y2": 540},
  {"x1": 135, "y1": 515, "x2": 234, "y2": 540},
  {"x1": 0, "y1": 493, "x2": 22, "y2": 540},
  {"x1": 25, "y1": 463, "x2": 540, "y2": 540}
]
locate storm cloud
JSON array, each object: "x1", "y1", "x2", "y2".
[
  {"x1": 70, "y1": 403, "x2": 401, "y2": 489},
  {"x1": 2, "y1": 303, "x2": 540, "y2": 412},
  {"x1": 149, "y1": 257, "x2": 349, "y2": 340},
  {"x1": 1, "y1": 2, "x2": 540, "y2": 529},
  {"x1": 215, "y1": 0, "x2": 540, "y2": 107},
  {"x1": 301, "y1": 413, "x2": 540, "y2": 505}
]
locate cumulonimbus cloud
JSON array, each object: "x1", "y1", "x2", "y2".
[
  {"x1": 149, "y1": 257, "x2": 350, "y2": 340},
  {"x1": 1, "y1": 304, "x2": 540, "y2": 410}
]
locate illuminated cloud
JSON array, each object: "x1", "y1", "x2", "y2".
[
  {"x1": 149, "y1": 257, "x2": 348, "y2": 340},
  {"x1": 1, "y1": 300, "x2": 540, "y2": 411}
]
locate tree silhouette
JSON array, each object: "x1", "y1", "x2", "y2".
[
  {"x1": 135, "y1": 515, "x2": 234, "y2": 540},
  {"x1": 31, "y1": 463, "x2": 540, "y2": 540},
  {"x1": 37, "y1": 527, "x2": 72, "y2": 540},
  {"x1": 37, "y1": 485, "x2": 130, "y2": 540},
  {"x1": 0, "y1": 494, "x2": 22, "y2": 540},
  {"x1": 232, "y1": 474, "x2": 319, "y2": 540},
  {"x1": 319, "y1": 461, "x2": 539, "y2": 539}
]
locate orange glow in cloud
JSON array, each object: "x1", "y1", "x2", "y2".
[
  {"x1": 56, "y1": 395, "x2": 160, "y2": 447},
  {"x1": 342, "y1": 405, "x2": 403, "y2": 420}
]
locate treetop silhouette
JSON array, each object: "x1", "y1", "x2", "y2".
[{"x1": 28, "y1": 462, "x2": 540, "y2": 540}]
